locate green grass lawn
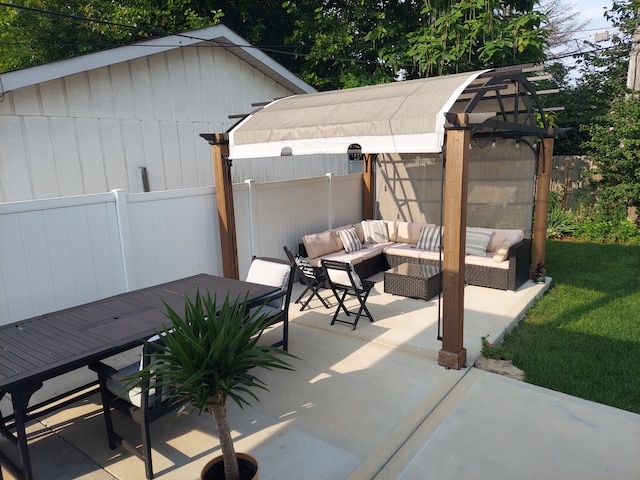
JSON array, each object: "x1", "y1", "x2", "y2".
[{"x1": 504, "y1": 240, "x2": 640, "y2": 414}]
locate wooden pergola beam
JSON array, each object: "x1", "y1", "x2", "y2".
[
  {"x1": 531, "y1": 136, "x2": 554, "y2": 278},
  {"x1": 200, "y1": 133, "x2": 240, "y2": 279},
  {"x1": 362, "y1": 154, "x2": 376, "y2": 220},
  {"x1": 438, "y1": 113, "x2": 471, "y2": 370}
]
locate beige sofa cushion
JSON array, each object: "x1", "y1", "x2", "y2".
[
  {"x1": 384, "y1": 220, "x2": 398, "y2": 242},
  {"x1": 383, "y1": 243, "x2": 423, "y2": 259},
  {"x1": 303, "y1": 229, "x2": 340, "y2": 259},
  {"x1": 487, "y1": 229, "x2": 524, "y2": 252},
  {"x1": 396, "y1": 222, "x2": 435, "y2": 244},
  {"x1": 306, "y1": 244, "x2": 387, "y2": 267}
]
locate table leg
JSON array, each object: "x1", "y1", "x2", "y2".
[{"x1": 5, "y1": 383, "x2": 42, "y2": 480}]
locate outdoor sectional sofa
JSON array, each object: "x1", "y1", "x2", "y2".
[{"x1": 299, "y1": 220, "x2": 531, "y2": 291}]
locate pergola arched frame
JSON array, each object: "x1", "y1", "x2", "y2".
[{"x1": 201, "y1": 64, "x2": 565, "y2": 370}]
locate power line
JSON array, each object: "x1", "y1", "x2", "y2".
[{"x1": 0, "y1": 1, "x2": 630, "y2": 70}]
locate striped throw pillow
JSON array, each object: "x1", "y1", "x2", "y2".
[
  {"x1": 337, "y1": 227, "x2": 363, "y2": 253},
  {"x1": 417, "y1": 226, "x2": 442, "y2": 251},
  {"x1": 361, "y1": 219, "x2": 389, "y2": 244},
  {"x1": 466, "y1": 227, "x2": 494, "y2": 256}
]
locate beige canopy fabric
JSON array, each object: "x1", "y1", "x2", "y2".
[{"x1": 228, "y1": 70, "x2": 489, "y2": 159}]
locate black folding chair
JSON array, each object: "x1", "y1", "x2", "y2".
[
  {"x1": 321, "y1": 259, "x2": 375, "y2": 330},
  {"x1": 283, "y1": 245, "x2": 331, "y2": 311}
]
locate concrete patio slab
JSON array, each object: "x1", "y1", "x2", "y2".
[
  {"x1": 373, "y1": 368, "x2": 640, "y2": 480},
  {"x1": 2, "y1": 277, "x2": 639, "y2": 480}
]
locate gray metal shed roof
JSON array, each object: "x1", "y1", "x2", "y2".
[{"x1": 0, "y1": 24, "x2": 315, "y2": 96}]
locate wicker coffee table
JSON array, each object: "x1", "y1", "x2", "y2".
[{"x1": 384, "y1": 262, "x2": 442, "y2": 300}]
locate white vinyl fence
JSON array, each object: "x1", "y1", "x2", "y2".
[{"x1": 0, "y1": 174, "x2": 362, "y2": 326}]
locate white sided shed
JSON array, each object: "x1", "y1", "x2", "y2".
[{"x1": 0, "y1": 25, "x2": 315, "y2": 203}]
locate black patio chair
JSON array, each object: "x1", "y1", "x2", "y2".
[
  {"x1": 283, "y1": 245, "x2": 331, "y2": 311},
  {"x1": 245, "y1": 255, "x2": 294, "y2": 351},
  {"x1": 89, "y1": 334, "x2": 180, "y2": 480},
  {"x1": 321, "y1": 259, "x2": 375, "y2": 330}
]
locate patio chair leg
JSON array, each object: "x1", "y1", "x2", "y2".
[
  {"x1": 351, "y1": 291, "x2": 374, "y2": 330},
  {"x1": 330, "y1": 290, "x2": 351, "y2": 325},
  {"x1": 295, "y1": 286, "x2": 311, "y2": 304},
  {"x1": 299, "y1": 288, "x2": 331, "y2": 311}
]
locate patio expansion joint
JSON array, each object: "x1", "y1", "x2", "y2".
[{"x1": 346, "y1": 364, "x2": 474, "y2": 480}]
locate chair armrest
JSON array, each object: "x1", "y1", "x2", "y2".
[
  {"x1": 88, "y1": 361, "x2": 119, "y2": 378},
  {"x1": 508, "y1": 238, "x2": 531, "y2": 290},
  {"x1": 246, "y1": 289, "x2": 286, "y2": 309}
]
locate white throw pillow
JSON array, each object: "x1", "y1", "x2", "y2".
[
  {"x1": 417, "y1": 226, "x2": 442, "y2": 251},
  {"x1": 361, "y1": 219, "x2": 389, "y2": 244},
  {"x1": 492, "y1": 240, "x2": 512, "y2": 263},
  {"x1": 337, "y1": 227, "x2": 363, "y2": 253}
]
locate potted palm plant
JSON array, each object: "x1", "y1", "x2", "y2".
[{"x1": 136, "y1": 289, "x2": 295, "y2": 480}]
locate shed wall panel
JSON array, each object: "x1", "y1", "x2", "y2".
[
  {"x1": 76, "y1": 118, "x2": 108, "y2": 193},
  {"x1": 65, "y1": 74, "x2": 93, "y2": 117},
  {"x1": 159, "y1": 121, "x2": 182, "y2": 189},
  {"x1": 99, "y1": 119, "x2": 128, "y2": 190},
  {"x1": 0, "y1": 116, "x2": 32, "y2": 200},
  {"x1": 140, "y1": 120, "x2": 167, "y2": 190},
  {"x1": 10, "y1": 85, "x2": 40, "y2": 116},
  {"x1": 182, "y1": 48, "x2": 205, "y2": 120},
  {"x1": 110, "y1": 62, "x2": 136, "y2": 120},
  {"x1": 88, "y1": 67, "x2": 114, "y2": 118},
  {"x1": 23, "y1": 116, "x2": 59, "y2": 199},
  {"x1": 129, "y1": 57, "x2": 155, "y2": 120},
  {"x1": 40, "y1": 78, "x2": 67, "y2": 116},
  {"x1": 148, "y1": 54, "x2": 173, "y2": 121},
  {"x1": 120, "y1": 119, "x2": 146, "y2": 191},
  {"x1": 177, "y1": 123, "x2": 199, "y2": 187},
  {"x1": 50, "y1": 117, "x2": 83, "y2": 197},
  {"x1": 166, "y1": 49, "x2": 190, "y2": 122}
]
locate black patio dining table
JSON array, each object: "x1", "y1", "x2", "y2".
[{"x1": 0, "y1": 273, "x2": 278, "y2": 480}]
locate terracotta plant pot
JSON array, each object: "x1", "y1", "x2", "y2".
[{"x1": 201, "y1": 453, "x2": 259, "y2": 480}]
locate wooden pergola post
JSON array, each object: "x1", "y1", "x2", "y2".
[
  {"x1": 531, "y1": 135, "x2": 555, "y2": 278},
  {"x1": 362, "y1": 154, "x2": 376, "y2": 220},
  {"x1": 438, "y1": 114, "x2": 471, "y2": 370},
  {"x1": 201, "y1": 133, "x2": 240, "y2": 279}
]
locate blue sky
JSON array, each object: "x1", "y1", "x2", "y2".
[{"x1": 572, "y1": 1, "x2": 615, "y2": 36}]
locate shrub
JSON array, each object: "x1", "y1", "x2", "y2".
[
  {"x1": 546, "y1": 204, "x2": 577, "y2": 239},
  {"x1": 480, "y1": 335, "x2": 513, "y2": 361}
]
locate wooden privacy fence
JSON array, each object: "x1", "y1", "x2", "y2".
[{"x1": 551, "y1": 155, "x2": 593, "y2": 210}]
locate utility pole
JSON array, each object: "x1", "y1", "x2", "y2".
[{"x1": 627, "y1": 10, "x2": 640, "y2": 91}]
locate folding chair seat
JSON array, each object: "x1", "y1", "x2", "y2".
[
  {"x1": 245, "y1": 256, "x2": 294, "y2": 351},
  {"x1": 89, "y1": 334, "x2": 180, "y2": 479},
  {"x1": 283, "y1": 245, "x2": 331, "y2": 311},
  {"x1": 321, "y1": 259, "x2": 375, "y2": 330}
]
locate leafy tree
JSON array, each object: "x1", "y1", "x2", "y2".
[
  {"x1": 585, "y1": 96, "x2": 640, "y2": 219},
  {"x1": 539, "y1": 1, "x2": 634, "y2": 155},
  {"x1": 0, "y1": 1, "x2": 220, "y2": 72},
  {"x1": 282, "y1": 0, "x2": 423, "y2": 89},
  {"x1": 406, "y1": 0, "x2": 549, "y2": 77}
]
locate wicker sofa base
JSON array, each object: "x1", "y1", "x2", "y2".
[
  {"x1": 384, "y1": 239, "x2": 531, "y2": 291},
  {"x1": 300, "y1": 239, "x2": 531, "y2": 291}
]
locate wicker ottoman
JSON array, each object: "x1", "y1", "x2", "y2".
[{"x1": 384, "y1": 263, "x2": 442, "y2": 300}]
